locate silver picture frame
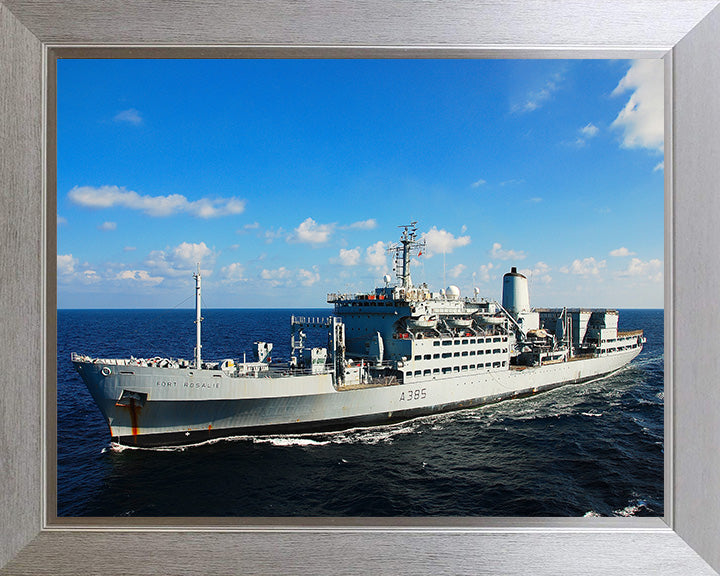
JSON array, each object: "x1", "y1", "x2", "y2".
[{"x1": 2, "y1": 1, "x2": 720, "y2": 574}]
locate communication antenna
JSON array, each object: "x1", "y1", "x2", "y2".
[
  {"x1": 387, "y1": 222, "x2": 425, "y2": 289},
  {"x1": 193, "y1": 263, "x2": 203, "y2": 368}
]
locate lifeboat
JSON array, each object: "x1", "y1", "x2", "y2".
[
  {"x1": 446, "y1": 317, "x2": 473, "y2": 329},
  {"x1": 405, "y1": 315, "x2": 438, "y2": 330}
]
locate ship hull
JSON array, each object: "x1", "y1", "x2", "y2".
[{"x1": 75, "y1": 347, "x2": 640, "y2": 448}]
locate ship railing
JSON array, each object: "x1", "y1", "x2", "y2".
[
  {"x1": 267, "y1": 366, "x2": 333, "y2": 377},
  {"x1": 291, "y1": 315, "x2": 334, "y2": 327},
  {"x1": 70, "y1": 353, "x2": 133, "y2": 365},
  {"x1": 327, "y1": 293, "x2": 354, "y2": 302}
]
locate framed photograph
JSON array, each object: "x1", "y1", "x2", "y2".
[
  {"x1": 54, "y1": 56, "x2": 664, "y2": 520},
  {"x1": 2, "y1": 1, "x2": 720, "y2": 574}
]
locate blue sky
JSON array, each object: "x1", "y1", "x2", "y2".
[{"x1": 57, "y1": 59, "x2": 664, "y2": 309}]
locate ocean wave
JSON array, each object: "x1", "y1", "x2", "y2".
[
  {"x1": 220, "y1": 419, "x2": 427, "y2": 449},
  {"x1": 105, "y1": 441, "x2": 190, "y2": 453},
  {"x1": 613, "y1": 498, "x2": 650, "y2": 517}
]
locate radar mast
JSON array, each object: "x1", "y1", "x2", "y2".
[{"x1": 388, "y1": 222, "x2": 425, "y2": 289}]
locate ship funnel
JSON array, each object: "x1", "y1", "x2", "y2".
[{"x1": 502, "y1": 267, "x2": 530, "y2": 317}]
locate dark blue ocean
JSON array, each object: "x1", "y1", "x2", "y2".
[{"x1": 57, "y1": 308, "x2": 663, "y2": 517}]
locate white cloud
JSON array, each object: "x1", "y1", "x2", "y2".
[
  {"x1": 146, "y1": 241, "x2": 216, "y2": 277},
  {"x1": 422, "y1": 227, "x2": 471, "y2": 257},
  {"x1": 519, "y1": 262, "x2": 552, "y2": 284},
  {"x1": 476, "y1": 262, "x2": 495, "y2": 283},
  {"x1": 365, "y1": 241, "x2": 388, "y2": 269},
  {"x1": 560, "y1": 257, "x2": 606, "y2": 276},
  {"x1": 513, "y1": 70, "x2": 564, "y2": 113},
  {"x1": 82, "y1": 269, "x2": 100, "y2": 282},
  {"x1": 618, "y1": 257, "x2": 663, "y2": 282},
  {"x1": 291, "y1": 217, "x2": 334, "y2": 244},
  {"x1": 574, "y1": 123, "x2": 600, "y2": 147},
  {"x1": 298, "y1": 268, "x2": 320, "y2": 286},
  {"x1": 57, "y1": 215, "x2": 67, "y2": 225},
  {"x1": 123, "y1": 246, "x2": 137, "y2": 252},
  {"x1": 57, "y1": 254, "x2": 78, "y2": 276},
  {"x1": 114, "y1": 108, "x2": 142, "y2": 125},
  {"x1": 610, "y1": 247, "x2": 636, "y2": 257},
  {"x1": 115, "y1": 270, "x2": 163, "y2": 284},
  {"x1": 490, "y1": 243, "x2": 526, "y2": 261},
  {"x1": 471, "y1": 179, "x2": 487, "y2": 188},
  {"x1": 337, "y1": 247, "x2": 361, "y2": 266},
  {"x1": 244, "y1": 222, "x2": 260, "y2": 229},
  {"x1": 611, "y1": 60, "x2": 664, "y2": 152},
  {"x1": 347, "y1": 219, "x2": 377, "y2": 230},
  {"x1": 221, "y1": 262, "x2": 245, "y2": 282},
  {"x1": 173, "y1": 242, "x2": 214, "y2": 268},
  {"x1": 580, "y1": 123, "x2": 599, "y2": 138},
  {"x1": 263, "y1": 227, "x2": 285, "y2": 243},
  {"x1": 58, "y1": 254, "x2": 110, "y2": 285},
  {"x1": 528, "y1": 197, "x2": 542, "y2": 204},
  {"x1": 654, "y1": 161, "x2": 664, "y2": 172},
  {"x1": 68, "y1": 185, "x2": 246, "y2": 219},
  {"x1": 261, "y1": 267, "x2": 292, "y2": 287},
  {"x1": 98, "y1": 221, "x2": 117, "y2": 231},
  {"x1": 449, "y1": 264, "x2": 466, "y2": 278}
]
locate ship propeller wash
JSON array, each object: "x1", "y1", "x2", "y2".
[{"x1": 72, "y1": 223, "x2": 645, "y2": 447}]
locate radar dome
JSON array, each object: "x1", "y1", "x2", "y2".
[
  {"x1": 383, "y1": 274, "x2": 392, "y2": 285},
  {"x1": 446, "y1": 285, "x2": 461, "y2": 300}
]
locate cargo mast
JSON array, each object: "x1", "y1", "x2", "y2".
[{"x1": 193, "y1": 265, "x2": 203, "y2": 368}]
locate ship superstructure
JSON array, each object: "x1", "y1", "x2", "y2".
[{"x1": 72, "y1": 223, "x2": 645, "y2": 447}]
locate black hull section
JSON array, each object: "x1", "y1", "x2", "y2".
[{"x1": 113, "y1": 369, "x2": 615, "y2": 448}]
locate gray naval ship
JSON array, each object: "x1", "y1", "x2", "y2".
[{"x1": 72, "y1": 223, "x2": 645, "y2": 447}]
